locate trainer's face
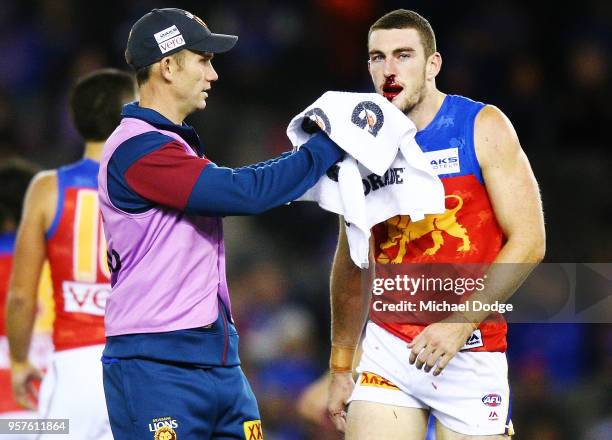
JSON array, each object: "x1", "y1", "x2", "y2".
[
  {"x1": 368, "y1": 28, "x2": 436, "y2": 114},
  {"x1": 173, "y1": 50, "x2": 218, "y2": 112}
]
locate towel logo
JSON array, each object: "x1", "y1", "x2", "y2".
[
  {"x1": 351, "y1": 101, "x2": 384, "y2": 137},
  {"x1": 304, "y1": 108, "x2": 331, "y2": 135}
]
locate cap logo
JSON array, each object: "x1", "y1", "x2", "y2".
[
  {"x1": 183, "y1": 11, "x2": 208, "y2": 29},
  {"x1": 154, "y1": 25, "x2": 181, "y2": 44},
  {"x1": 154, "y1": 25, "x2": 185, "y2": 54}
]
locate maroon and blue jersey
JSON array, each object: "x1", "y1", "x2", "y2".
[{"x1": 99, "y1": 103, "x2": 342, "y2": 365}]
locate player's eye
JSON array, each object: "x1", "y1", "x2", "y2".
[
  {"x1": 398, "y1": 52, "x2": 412, "y2": 60},
  {"x1": 369, "y1": 54, "x2": 384, "y2": 63}
]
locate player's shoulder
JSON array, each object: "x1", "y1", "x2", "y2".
[
  {"x1": 475, "y1": 105, "x2": 514, "y2": 133},
  {"x1": 27, "y1": 169, "x2": 58, "y2": 206},
  {"x1": 474, "y1": 105, "x2": 521, "y2": 168},
  {"x1": 29, "y1": 170, "x2": 58, "y2": 195}
]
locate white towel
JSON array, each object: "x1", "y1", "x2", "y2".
[
  {"x1": 287, "y1": 91, "x2": 413, "y2": 176},
  {"x1": 288, "y1": 92, "x2": 445, "y2": 268}
]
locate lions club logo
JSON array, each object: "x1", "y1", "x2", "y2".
[
  {"x1": 154, "y1": 426, "x2": 177, "y2": 440},
  {"x1": 351, "y1": 101, "x2": 384, "y2": 137},
  {"x1": 150, "y1": 416, "x2": 178, "y2": 439}
]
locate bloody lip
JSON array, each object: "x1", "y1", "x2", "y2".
[{"x1": 382, "y1": 82, "x2": 403, "y2": 101}]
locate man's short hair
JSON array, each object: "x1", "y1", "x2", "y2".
[
  {"x1": 69, "y1": 69, "x2": 135, "y2": 141},
  {"x1": 132, "y1": 51, "x2": 186, "y2": 87},
  {"x1": 369, "y1": 9, "x2": 437, "y2": 58},
  {"x1": 0, "y1": 158, "x2": 38, "y2": 228}
]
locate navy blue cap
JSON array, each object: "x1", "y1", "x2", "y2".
[{"x1": 125, "y1": 8, "x2": 238, "y2": 69}]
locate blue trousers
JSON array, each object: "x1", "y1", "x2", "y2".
[{"x1": 102, "y1": 358, "x2": 261, "y2": 439}]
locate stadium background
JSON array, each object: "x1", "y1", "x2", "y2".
[{"x1": 0, "y1": 0, "x2": 610, "y2": 438}]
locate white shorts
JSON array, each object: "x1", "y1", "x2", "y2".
[
  {"x1": 37, "y1": 344, "x2": 112, "y2": 440},
  {"x1": 350, "y1": 323, "x2": 514, "y2": 436}
]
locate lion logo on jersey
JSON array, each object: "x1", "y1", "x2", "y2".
[
  {"x1": 154, "y1": 426, "x2": 177, "y2": 440},
  {"x1": 377, "y1": 194, "x2": 471, "y2": 263}
]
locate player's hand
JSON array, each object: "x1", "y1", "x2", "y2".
[
  {"x1": 327, "y1": 371, "x2": 354, "y2": 432},
  {"x1": 407, "y1": 320, "x2": 475, "y2": 376},
  {"x1": 10, "y1": 360, "x2": 42, "y2": 410},
  {"x1": 297, "y1": 374, "x2": 333, "y2": 427}
]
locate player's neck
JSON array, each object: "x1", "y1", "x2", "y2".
[
  {"x1": 83, "y1": 141, "x2": 105, "y2": 162},
  {"x1": 406, "y1": 89, "x2": 447, "y2": 131}
]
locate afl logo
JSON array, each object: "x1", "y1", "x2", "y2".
[
  {"x1": 304, "y1": 108, "x2": 331, "y2": 135},
  {"x1": 481, "y1": 394, "x2": 502, "y2": 407},
  {"x1": 351, "y1": 101, "x2": 384, "y2": 137}
]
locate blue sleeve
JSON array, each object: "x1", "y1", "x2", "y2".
[
  {"x1": 185, "y1": 132, "x2": 342, "y2": 216},
  {"x1": 233, "y1": 151, "x2": 293, "y2": 172}
]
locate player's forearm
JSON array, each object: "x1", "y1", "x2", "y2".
[
  {"x1": 458, "y1": 235, "x2": 545, "y2": 325},
  {"x1": 6, "y1": 289, "x2": 38, "y2": 363},
  {"x1": 331, "y1": 264, "x2": 370, "y2": 347},
  {"x1": 329, "y1": 223, "x2": 371, "y2": 372}
]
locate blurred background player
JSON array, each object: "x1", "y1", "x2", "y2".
[
  {"x1": 6, "y1": 68, "x2": 135, "y2": 439},
  {"x1": 325, "y1": 9, "x2": 545, "y2": 439},
  {"x1": 0, "y1": 160, "x2": 54, "y2": 440}
]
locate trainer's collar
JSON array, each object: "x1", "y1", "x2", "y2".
[{"x1": 121, "y1": 102, "x2": 204, "y2": 155}]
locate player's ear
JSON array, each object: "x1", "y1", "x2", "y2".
[{"x1": 426, "y1": 52, "x2": 442, "y2": 80}]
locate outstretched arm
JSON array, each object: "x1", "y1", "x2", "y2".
[{"x1": 107, "y1": 132, "x2": 342, "y2": 216}]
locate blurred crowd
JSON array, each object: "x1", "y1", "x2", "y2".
[{"x1": 0, "y1": 0, "x2": 610, "y2": 439}]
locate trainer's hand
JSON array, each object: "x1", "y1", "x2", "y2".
[
  {"x1": 10, "y1": 360, "x2": 42, "y2": 410},
  {"x1": 407, "y1": 320, "x2": 475, "y2": 376},
  {"x1": 301, "y1": 116, "x2": 322, "y2": 134},
  {"x1": 327, "y1": 371, "x2": 354, "y2": 432}
]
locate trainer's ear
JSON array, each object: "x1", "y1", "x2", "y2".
[{"x1": 159, "y1": 56, "x2": 174, "y2": 82}]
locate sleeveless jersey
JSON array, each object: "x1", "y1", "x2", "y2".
[
  {"x1": 46, "y1": 159, "x2": 109, "y2": 351},
  {"x1": 371, "y1": 95, "x2": 507, "y2": 352}
]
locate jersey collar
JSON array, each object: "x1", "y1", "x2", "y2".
[{"x1": 121, "y1": 102, "x2": 204, "y2": 156}]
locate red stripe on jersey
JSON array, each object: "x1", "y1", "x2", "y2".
[
  {"x1": 47, "y1": 187, "x2": 108, "y2": 351},
  {"x1": 124, "y1": 141, "x2": 211, "y2": 210}
]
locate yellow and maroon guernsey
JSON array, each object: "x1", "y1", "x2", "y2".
[
  {"x1": 46, "y1": 159, "x2": 109, "y2": 351},
  {"x1": 370, "y1": 95, "x2": 508, "y2": 352}
]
